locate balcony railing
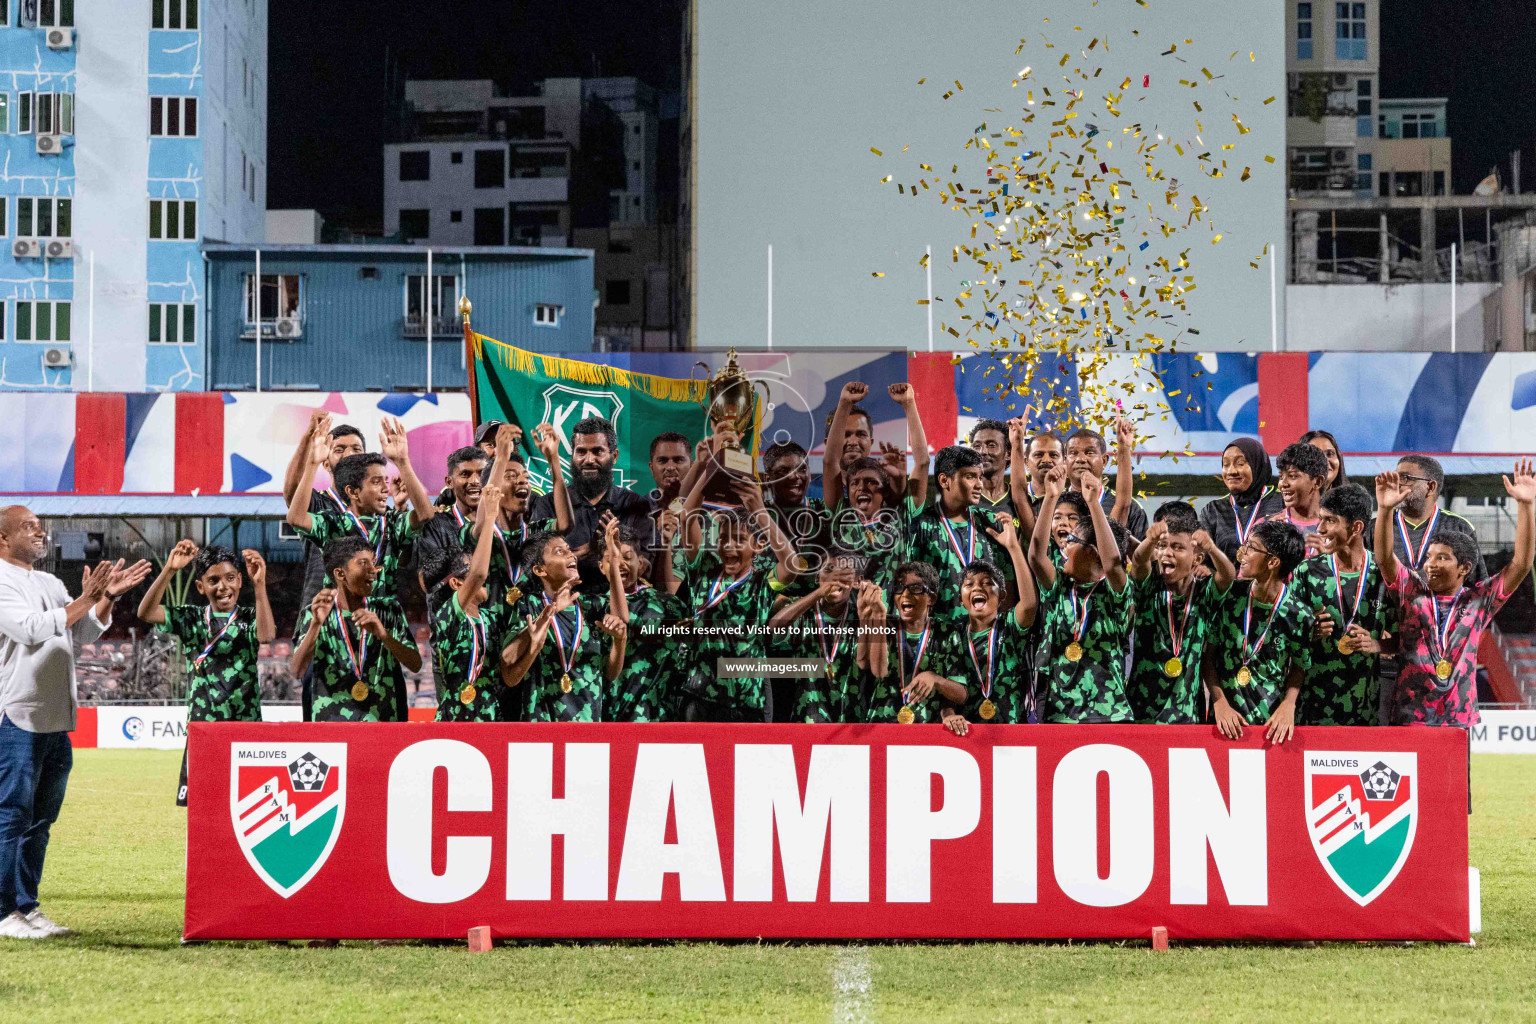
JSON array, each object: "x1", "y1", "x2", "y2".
[{"x1": 403, "y1": 314, "x2": 460, "y2": 338}]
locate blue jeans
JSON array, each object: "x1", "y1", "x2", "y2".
[{"x1": 0, "y1": 714, "x2": 72, "y2": 917}]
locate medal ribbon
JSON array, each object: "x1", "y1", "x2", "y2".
[
  {"x1": 343, "y1": 508, "x2": 386, "y2": 562},
  {"x1": 192, "y1": 607, "x2": 238, "y2": 670},
  {"x1": 698, "y1": 570, "x2": 752, "y2": 613},
  {"x1": 1330, "y1": 553, "x2": 1371, "y2": 633},
  {"x1": 323, "y1": 485, "x2": 347, "y2": 511},
  {"x1": 544, "y1": 595, "x2": 585, "y2": 678},
  {"x1": 1164, "y1": 586, "x2": 1192, "y2": 660},
  {"x1": 1396, "y1": 507, "x2": 1441, "y2": 570},
  {"x1": 1241, "y1": 583, "x2": 1287, "y2": 666},
  {"x1": 1070, "y1": 580, "x2": 1100, "y2": 643},
  {"x1": 938, "y1": 510, "x2": 977, "y2": 568},
  {"x1": 494, "y1": 518, "x2": 527, "y2": 586},
  {"x1": 966, "y1": 619, "x2": 1001, "y2": 699},
  {"x1": 1229, "y1": 487, "x2": 1272, "y2": 546},
  {"x1": 899, "y1": 624, "x2": 932, "y2": 707},
  {"x1": 466, "y1": 610, "x2": 485, "y2": 681},
  {"x1": 814, "y1": 604, "x2": 846, "y2": 671},
  {"x1": 333, "y1": 601, "x2": 371, "y2": 681},
  {"x1": 1430, "y1": 587, "x2": 1464, "y2": 668}
]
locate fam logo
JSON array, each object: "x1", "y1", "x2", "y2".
[
  {"x1": 121, "y1": 716, "x2": 144, "y2": 741},
  {"x1": 1305, "y1": 751, "x2": 1418, "y2": 906},
  {"x1": 231, "y1": 744, "x2": 347, "y2": 899},
  {"x1": 535, "y1": 384, "x2": 635, "y2": 490}
]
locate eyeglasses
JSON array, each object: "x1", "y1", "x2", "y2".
[
  {"x1": 1238, "y1": 541, "x2": 1273, "y2": 558},
  {"x1": 894, "y1": 584, "x2": 933, "y2": 598},
  {"x1": 1398, "y1": 474, "x2": 1434, "y2": 486}
]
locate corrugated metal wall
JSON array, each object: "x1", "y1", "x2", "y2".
[{"x1": 206, "y1": 249, "x2": 593, "y2": 390}]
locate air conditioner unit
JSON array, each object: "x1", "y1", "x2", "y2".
[
  {"x1": 12, "y1": 238, "x2": 42, "y2": 259},
  {"x1": 274, "y1": 316, "x2": 302, "y2": 339},
  {"x1": 44, "y1": 238, "x2": 72, "y2": 260},
  {"x1": 35, "y1": 133, "x2": 63, "y2": 155},
  {"x1": 1331, "y1": 148, "x2": 1351, "y2": 165},
  {"x1": 45, "y1": 27, "x2": 74, "y2": 50},
  {"x1": 1332, "y1": 73, "x2": 1350, "y2": 88},
  {"x1": 41, "y1": 347, "x2": 71, "y2": 369}
]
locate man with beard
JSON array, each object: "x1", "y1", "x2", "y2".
[
  {"x1": 1013, "y1": 427, "x2": 1064, "y2": 522},
  {"x1": 645, "y1": 431, "x2": 692, "y2": 514},
  {"x1": 531, "y1": 416, "x2": 656, "y2": 596}
]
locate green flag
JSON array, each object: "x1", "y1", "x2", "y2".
[{"x1": 471, "y1": 333, "x2": 752, "y2": 494}]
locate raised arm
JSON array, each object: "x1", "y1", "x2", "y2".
[
  {"x1": 768, "y1": 582, "x2": 829, "y2": 630},
  {"x1": 531, "y1": 423, "x2": 575, "y2": 531},
  {"x1": 1079, "y1": 471, "x2": 1126, "y2": 589},
  {"x1": 286, "y1": 428, "x2": 331, "y2": 532},
  {"x1": 1110, "y1": 417, "x2": 1134, "y2": 525},
  {"x1": 680, "y1": 447, "x2": 716, "y2": 561},
  {"x1": 461, "y1": 484, "x2": 502, "y2": 618},
  {"x1": 1007, "y1": 417, "x2": 1037, "y2": 539},
  {"x1": 1028, "y1": 465, "x2": 1066, "y2": 587},
  {"x1": 603, "y1": 518, "x2": 630, "y2": 626},
  {"x1": 380, "y1": 416, "x2": 436, "y2": 528},
  {"x1": 1128, "y1": 520, "x2": 1165, "y2": 582},
  {"x1": 1499, "y1": 458, "x2": 1536, "y2": 596},
  {"x1": 1194, "y1": 529, "x2": 1236, "y2": 590},
  {"x1": 137, "y1": 539, "x2": 198, "y2": 625},
  {"x1": 985, "y1": 513, "x2": 1036, "y2": 627},
  {"x1": 283, "y1": 410, "x2": 328, "y2": 504},
  {"x1": 854, "y1": 582, "x2": 889, "y2": 679},
  {"x1": 243, "y1": 550, "x2": 277, "y2": 644},
  {"x1": 824, "y1": 382, "x2": 868, "y2": 507},
  {"x1": 733, "y1": 476, "x2": 799, "y2": 583},
  {"x1": 890, "y1": 383, "x2": 928, "y2": 504},
  {"x1": 500, "y1": 605, "x2": 556, "y2": 690},
  {"x1": 1373, "y1": 471, "x2": 1407, "y2": 581}
]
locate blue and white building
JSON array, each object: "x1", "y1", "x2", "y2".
[{"x1": 0, "y1": 0, "x2": 265, "y2": 392}]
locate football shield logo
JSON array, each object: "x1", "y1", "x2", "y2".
[
  {"x1": 230, "y1": 744, "x2": 347, "y2": 899},
  {"x1": 1305, "y1": 751, "x2": 1418, "y2": 906}
]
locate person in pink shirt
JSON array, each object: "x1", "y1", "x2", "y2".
[
  {"x1": 1373, "y1": 460, "x2": 1535, "y2": 729},
  {"x1": 1270, "y1": 441, "x2": 1330, "y2": 557}
]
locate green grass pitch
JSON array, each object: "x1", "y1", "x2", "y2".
[{"x1": 0, "y1": 750, "x2": 1531, "y2": 1022}]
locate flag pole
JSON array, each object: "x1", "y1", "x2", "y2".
[{"x1": 459, "y1": 294, "x2": 480, "y2": 430}]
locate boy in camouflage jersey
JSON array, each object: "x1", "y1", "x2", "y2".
[
  {"x1": 1208, "y1": 519, "x2": 1314, "y2": 743},
  {"x1": 602, "y1": 522, "x2": 688, "y2": 722},
  {"x1": 936, "y1": 515, "x2": 1036, "y2": 734},
  {"x1": 1028, "y1": 467, "x2": 1135, "y2": 723},
  {"x1": 287, "y1": 415, "x2": 436, "y2": 720},
  {"x1": 902, "y1": 446, "x2": 1017, "y2": 624},
  {"x1": 138, "y1": 541, "x2": 276, "y2": 805},
  {"x1": 864, "y1": 562, "x2": 965, "y2": 724},
  {"x1": 502, "y1": 525, "x2": 628, "y2": 722},
  {"x1": 292, "y1": 536, "x2": 424, "y2": 722},
  {"x1": 464, "y1": 424, "x2": 571, "y2": 608},
  {"x1": 1290, "y1": 483, "x2": 1391, "y2": 726},
  {"x1": 767, "y1": 557, "x2": 865, "y2": 723},
  {"x1": 427, "y1": 483, "x2": 514, "y2": 722},
  {"x1": 1126, "y1": 511, "x2": 1235, "y2": 724}
]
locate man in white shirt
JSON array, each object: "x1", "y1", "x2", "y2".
[{"x1": 0, "y1": 506, "x2": 149, "y2": 939}]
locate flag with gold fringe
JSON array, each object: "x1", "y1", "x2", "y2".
[{"x1": 469, "y1": 333, "x2": 757, "y2": 494}]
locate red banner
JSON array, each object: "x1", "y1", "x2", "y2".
[{"x1": 184, "y1": 724, "x2": 1470, "y2": 942}]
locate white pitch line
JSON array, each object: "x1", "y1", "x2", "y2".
[{"x1": 832, "y1": 944, "x2": 873, "y2": 1024}]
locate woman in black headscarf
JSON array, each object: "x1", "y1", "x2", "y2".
[{"x1": 1198, "y1": 437, "x2": 1287, "y2": 563}]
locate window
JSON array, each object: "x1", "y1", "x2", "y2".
[
  {"x1": 403, "y1": 274, "x2": 457, "y2": 334},
  {"x1": 1356, "y1": 153, "x2": 1372, "y2": 171},
  {"x1": 533, "y1": 304, "x2": 563, "y2": 328},
  {"x1": 15, "y1": 301, "x2": 70, "y2": 343},
  {"x1": 1355, "y1": 80, "x2": 1372, "y2": 136},
  {"x1": 0, "y1": 198, "x2": 8, "y2": 237},
  {"x1": 358, "y1": 266, "x2": 379, "y2": 281},
  {"x1": 1296, "y1": 3, "x2": 1313, "y2": 60},
  {"x1": 152, "y1": 0, "x2": 198, "y2": 29},
  {"x1": 450, "y1": 151, "x2": 463, "y2": 164},
  {"x1": 398, "y1": 150, "x2": 429, "y2": 181},
  {"x1": 148, "y1": 302, "x2": 197, "y2": 344},
  {"x1": 0, "y1": 94, "x2": 9, "y2": 135},
  {"x1": 150, "y1": 96, "x2": 198, "y2": 137},
  {"x1": 474, "y1": 149, "x2": 505, "y2": 189},
  {"x1": 1395, "y1": 112, "x2": 1440, "y2": 139},
  {"x1": 17, "y1": 92, "x2": 29, "y2": 134},
  {"x1": 473, "y1": 207, "x2": 503, "y2": 245},
  {"x1": 1434, "y1": 170, "x2": 1446, "y2": 196},
  {"x1": 148, "y1": 198, "x2": 197, "y2": 240},
  {"x1": 1335, "y1": 2, "x2": 1366, "y2": 60},
  {"x1": 605, "y1": 279, "x2": 631, "y2": 305},
  {"x1": 0, "y1": 0, "x2": 7, "y2": 24},
  {"x1": 449, "y1": 210, "x2": 462, "y2": 223},
  {"x1": 17, "y1": 197, "x2": 71, "y2": 237},
  {"x1": 33, "y1": 94, "x2": 74, "y2": 135},
  {"x1": 39, "y1": 0, "x2": 74, "y2": 27},
  {"x1": 398, "y1": 208, "x2": 429, "y2": 240},
  {"x1": 243, "y1": 274, "x2": 302, "y2": 324}
]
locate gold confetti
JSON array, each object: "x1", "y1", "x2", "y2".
[{"x1": 871, "y1": 148, "x2": 883, "y2": 156}]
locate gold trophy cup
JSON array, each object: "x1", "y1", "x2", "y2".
[{"x1": 695, "y1": 348, "x2": 770, "y2": 479}]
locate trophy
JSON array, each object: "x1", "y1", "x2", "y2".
[{"x1": 694, "y1": 349, "x2": 770, "y2": 496}]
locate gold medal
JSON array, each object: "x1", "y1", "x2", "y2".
[
  {"x1": 1235, "y1": 666, "x2": 1251, "y2": 688},
  {"x1": 350, "y1": 681, "x2": 370, "y2": 702},
  {"x1": 1163, "y1": 656, "x2": 1183, "y2": 678},
  {"x1": 1337, "y1": 637, "x2": 1355, "y2": 656},
  {"x1": 459, "y1": 683, "x2": 477, "y2": 705},
  {"x1": 668, "y1": 497, "x2": 686, "y2": 514},
  {"x1": 1435, "y1": 659, "x2": 1454, "y2": 680},
  {"x1": 978, "y1": 699, "x2": 997, "y2": 721},
  {"x1": 560, "y1": 672, "x2": 573, "y2": 693},
  {"x1": 896, "y1": 706, "x2": 915, "y2": 725},
  {"x1": 825, "y1": 664, "x2": 835, "y2": 680},
  {"x1": 506, "y1": 586, "x2": 522, "y2": 605},
  {"x1": 1065, "y1": 641, "x2": 1084, "y2": 662}
]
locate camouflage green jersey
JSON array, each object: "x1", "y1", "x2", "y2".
[
  {"x1": 159, "y1": 604, "x2": 262, "y2": 723},
  {"x1": 1128, "y1": 574, "x2": 1231, "y2": 724},
  {"x1": 1208, "y1": 578, "x2": 1315, "y2": 723},
  {"x1": 793, "y1": 600, "x2": 864, "y2": 724},
  {"x1": 457, "y1": 514, "x2": 557, "y2": 608},
  {"x1": 612, "y1": 584, "x2": 690, "y2": 723},
  {"x1": 862, "y1": 622, "x2": 957, "y2": 724},
  {"x1": 678, "y1": 550, "x2": 782, "y2": 721},
  {"x1": 296, "y1": 506, "x2": 421, "y2": 602},
  {"x1": 513, "y1": 591, "x2": 614, "y2": 723},
  {"x1": 295, "y1": 601, "x2": 412, "y2": 722},
  {"x1": 1289, "y1": 554, "x2": 1390, "y2": 726},
  {"x1": 766, "y1": 498, "x2": 830, "y2": 573},
  {"x1": 431, "y1": 592, "x2": 511, "y2": 723},
  {"x1": 825, "y1": 500, "x2": 904, "y2": 593},
  {"x1": 1036, "y1": 575, "x2": 1133, "y2": 723},
  {"x1": 930, "y1": 613, "x2": 1032, "y2": 724},
  {"x1": 901, "y1": 497, "x2": 1016, "y2": 623}
]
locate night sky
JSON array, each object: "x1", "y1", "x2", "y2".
[{"x1": 268, "y1": 0, "x2": 1533, "y2": 229}]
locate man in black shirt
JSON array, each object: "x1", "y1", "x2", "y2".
[
  {"x1": 1064, "y1": 424, "x2": 1148, "y2": 542},
  {"x1": 531, "y1": 416, "x2": 657, "y2": 594},
  {"x1": 415, "y1": 445, "x2": 488, "y2": 606}
]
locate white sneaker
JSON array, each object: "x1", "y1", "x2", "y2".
[
  {"x1": 0, "y1": 911, "x2": 47, "y2": 939},
  {"x1": 23, "y1": 910, "x2": 71, "y2": 937}
]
